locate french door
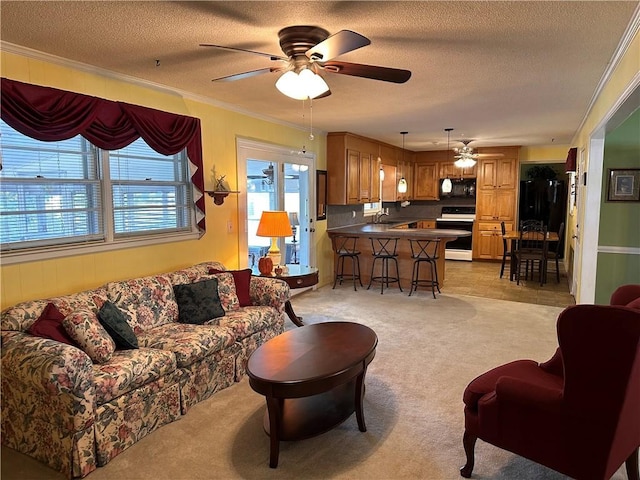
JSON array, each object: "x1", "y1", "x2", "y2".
[{"x1": 237, "y1": 138, "x2": 315, "y2": 269}]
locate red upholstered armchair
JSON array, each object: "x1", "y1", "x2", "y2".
[{"x1": 460, "y1": 303, "x2": 640, "y2": 480}]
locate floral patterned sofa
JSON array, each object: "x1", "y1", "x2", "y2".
[{"x1": 1, "y1": 261, "x2": 288, "y2": 478}]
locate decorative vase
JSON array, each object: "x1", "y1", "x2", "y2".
[{"x1": 258, "y1": 256, "x2": 273, "y2": 276}]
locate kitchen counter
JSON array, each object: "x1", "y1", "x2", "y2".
[
  {"x1": 328, "y1": 223, "x2": 470, "y2": 238},
  {"x1": 327, "y1": 224, "x2": 471, "y2": 289}
]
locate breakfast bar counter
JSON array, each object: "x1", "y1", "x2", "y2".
[{"x1": 327, "y1": 224, "x2": 471, "y2": 289}]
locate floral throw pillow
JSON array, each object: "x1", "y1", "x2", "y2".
[
  {"x1": 173, "y1": 278, "x2": 226, "y2": 324},
  {"x1": 206, "y1": 272, "x2": 240, "y2": 311},
  {"x1": 62, "y1": 309, "x2": 116, "y2": 364},
  {"x1": 209, "y1": 268, "x2": 252, "y2": 307}
]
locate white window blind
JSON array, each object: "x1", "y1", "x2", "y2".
[
  {"x1": 0, "y1": 123, "x2": 103, "y2": 250},
  {"x1": 108, "y1": 139, "x2": 191, "y2": 236},
  {"x1": 0, "y1": 121, "x2": 193, "y2": 253}
]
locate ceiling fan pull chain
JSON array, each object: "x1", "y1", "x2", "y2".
[{"x1": 309, "y1": 98, "x2": 314, "y2": 141}]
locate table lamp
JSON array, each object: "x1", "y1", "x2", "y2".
[
  {"x1": 256, "y1": 211, "x2": 293, "y2": 271},
  {"x1": 289, "y1": 212, "x2": 300, "y2": 264}
]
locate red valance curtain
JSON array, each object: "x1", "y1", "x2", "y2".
[{"x1": 0, "y1": 77, "x2": 206, "y2": 232}]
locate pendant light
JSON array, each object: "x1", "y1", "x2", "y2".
[
  {"x1": 397, "y1": 132, "x2": 408, "y2": 193},
  {"x1": 442, "y1": 128, "x2": 453, "y2": 194}
]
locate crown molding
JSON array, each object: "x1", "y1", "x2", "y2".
[
  {"x1": 0, "y1": 41, "x2": 325, "y2": 136},
  {"x1": 574, "y1": 4, "x2": 640, "y2": 139}
]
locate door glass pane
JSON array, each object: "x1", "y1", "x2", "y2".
[
  {"x1": 284, "y1": 162, "x2": 310, "y2": 266},
  {"x1": 245, "y1": 155, "x2": 313, "y2": 269},
  {"x1": 247, "y1": 160, "x2": 276, "y2": 268}
]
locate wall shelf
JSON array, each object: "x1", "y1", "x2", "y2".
[{"x1": 205, "y1": 191, "x2": 239, "y2": 205}]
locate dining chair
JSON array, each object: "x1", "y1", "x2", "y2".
[
  {"x1": 513, "y1": 221, "x2": 548, "y2": 286},
  {"x1": 545, "y1": 222, "x2": 565, "y2": 283},
  {"x1": 499, "y1": 222, "x2": 511, "y2": 280}
]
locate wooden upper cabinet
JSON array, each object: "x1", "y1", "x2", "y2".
[
  {"x1": 440, "y1": 160, "x2": 476, "y2": 179},
  {"x1": 327, "y1": 132, "x2": 386, "y2": 205},
  {"x1": 346, "y1": 149, "x2": 360, "y2": 204},
  {"x1": 478, "y1": 159, "x2": 499, "y2": 189},
  {"x1": 413, "y1": 161, "x2": 438, "y2": 200},
  {"x1": 477, "y1": 148, "x2": 519, "y2": 189},
  {"x1": 381, "y1": 164, "x2": 397, "y2": 202},
  {"x1": 496, "y1": 158, "x2": 517, "y2": 188}
]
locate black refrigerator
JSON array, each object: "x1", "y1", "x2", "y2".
[{"x1": 519, "y1": 179, "x2": 567, "y2": 256}]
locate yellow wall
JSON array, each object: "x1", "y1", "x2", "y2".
[
  {"x1": 568, "y1": 27, "x2": 640, "y2": 301},
  {"x1": 0, "y1": 51, "x2": 329, "y2": 309},
  {"x1": 519, "y1": 145, "x2": 570, "y2": 163}
]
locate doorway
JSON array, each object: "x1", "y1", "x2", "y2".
[{"x1": 237, "y1": 138, "x2": 315, "y2": 269}]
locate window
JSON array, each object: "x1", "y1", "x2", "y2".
[{"x1": 0, "y1": 121, "x2": 193, "y2": 256}]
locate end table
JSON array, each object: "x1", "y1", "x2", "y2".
[{"x1": 254, "y1": 264, "x2": 318, "y2": 327}]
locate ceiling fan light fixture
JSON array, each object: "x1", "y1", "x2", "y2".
[
  {"x1": 275, "y1": 68, "x2": 329, "y2": 100},
  {"x1": 454, "y1": 140, "x2": 477, "y2": 168},
  {"x1": 454, "y1": 155, "x2": 477, "y2": 169}
]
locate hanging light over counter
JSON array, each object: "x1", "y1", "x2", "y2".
[
  {"x1": 442, "y1": 128, "x2": 453, "y2": 194},
  {"x1": 398, "y1": 132, "x2": 408, "y2": 193}
]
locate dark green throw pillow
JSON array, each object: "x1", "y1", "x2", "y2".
[
  {"x1": 173, "y1": 278, "x2": 225, "y2": 325},
  {"x1": 97, "y1": 301, "x2": 139, "y2": 350}
]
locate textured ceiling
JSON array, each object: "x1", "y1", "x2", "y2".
[{"x1": 1, "y1": 1, "x2": 638, "y2": 151}]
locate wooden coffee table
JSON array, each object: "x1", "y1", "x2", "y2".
[{"x1": 247, "y1": 321, "x2": 378, "y2": 468}]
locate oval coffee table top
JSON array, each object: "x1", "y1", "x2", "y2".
[{"x1": 247, "y1": 321, "x2": 377, "y2": 385}]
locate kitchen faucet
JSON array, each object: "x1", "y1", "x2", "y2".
[{"x1": 374, "y1": 210, "x2": 389, "y2": 223}]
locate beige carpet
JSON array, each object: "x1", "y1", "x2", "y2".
[{"x1": 1, "y1": 287, "x2": 630, "y2": 480}]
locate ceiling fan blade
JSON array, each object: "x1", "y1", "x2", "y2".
[
  {"x1": 305, "y1": 30, "x2": 370, "y2": 61},
  {"x1": 321, "y1": 61, "x2": 411, "y2": 83},
  {"x1": 212, "y1": 67, "x2": 282, "y2": 82},
  {"x1": 314, "y1": 89, "x2": 332, "y2": 99},
  {"x1": 200, "y1": 44, "x2": 287, "y2": 61}
]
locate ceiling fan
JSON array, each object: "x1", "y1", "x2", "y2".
[
  {"x1": 200, "y1": 25, "x2": 412, "y2": 99},
  {"x1": 454, "y1": 140, "x2": 504, "y2": 159}
]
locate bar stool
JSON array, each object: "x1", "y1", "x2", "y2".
[
  {"x1": 331, "y1": 235, "x2": 363, "y2": 290},
  {"x1": 367, "y1": 237, "x2": 402, "y2": 294},
  {"x1": 408, "y1": 238, "x2": 441, "y2": 299}
]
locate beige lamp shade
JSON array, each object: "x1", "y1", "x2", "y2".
[{"x1": 256, "y1": 211, "x2": 293, "y2": 266}]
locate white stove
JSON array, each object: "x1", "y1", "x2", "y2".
[{"x1": 436, "y1": 207, "x2": 476, "y2": 261}]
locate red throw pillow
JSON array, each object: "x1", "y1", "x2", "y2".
[
  {"x1": 28, "y1": 302, "x2": 77, "y2": 346},
  {"x1": 626, "y1": 297, "x2": 640, "y2": 311},
  {"x1": 209, "y1": 268, "x2": 252, "y2": 307}
]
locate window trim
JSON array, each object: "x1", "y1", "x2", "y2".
[
  {"x1": 0, "y1": 229, "x2": 201, "y2": 265},
  {"x1": 0, "y1": 125, "x2": 201, "y2": 264}
]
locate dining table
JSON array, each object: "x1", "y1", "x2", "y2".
[{"x1": 503, "y1": 230, "x2": 560, "y2": 282}]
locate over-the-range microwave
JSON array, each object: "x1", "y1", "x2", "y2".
[{"x1": 439, "y1": 178, "x2": 476, "y2": 198}]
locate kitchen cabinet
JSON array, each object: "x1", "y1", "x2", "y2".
[
  {"x1": 327, "y1": 133, "x2": 381, "y2": 205},
  {"x1": 413, "y1": 160, "x2": 438, "y2": 200},
  {"x1": 477, "y1": 156, "x2": 518, "y2": 189},
  {"x1": 476, "y1": 189, "x2": 516, "y2": 221},
  {"x1": 474, "y1": 221, "x2": 513, "y2": 260},
  {"x1": 439, "y1": 161, "x2": 476, "y2": 179},
  {"x1": 473, "y1": 148, "x2": 519, "y2": 260},
  {"x1": 418, "y1": 220, "x2": 436, "y2": 229},
  {"x1": 381, "y1": 164, "x2": 398, "y2": 202}
]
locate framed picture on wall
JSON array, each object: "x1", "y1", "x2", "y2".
[{"x1": 607, "y1": 169, "x2": 640, "y2": 202}]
